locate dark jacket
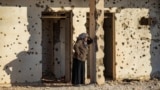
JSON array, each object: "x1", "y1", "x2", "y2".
[{"x1": 73, "y1": 37, "x2": 93, "y2": 61}]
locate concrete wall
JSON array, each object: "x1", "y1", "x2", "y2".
[
  {"x1": 0, "y1": 0, "x2": 160, "y2": 84},
  {"x1": 0, "y1": 0, "x2": 89, "y2": 84},
  {"x1": 104, "y1": 0, "x2": 160, "y2": 79}
]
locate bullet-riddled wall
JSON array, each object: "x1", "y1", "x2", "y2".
[
  {"x1": 0, "y1": 0, "x2": 160, "y2": 84},
  {"x1": 104, "y1": 0, "x2": 160, "y2": 79},
  {"x1": 0, "y1": 0, "x2": 90, "y2": 84}
]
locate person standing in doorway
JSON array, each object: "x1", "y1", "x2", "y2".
[{"x1": 72, "y1": 33, "x2": 93, "y2": 86}]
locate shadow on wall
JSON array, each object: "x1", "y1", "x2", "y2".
[
  {"x1": 1, "y1": 0, "x2": 44, "y2": 85},
  {"x1": 1, "y1": 0, "x2": 88, "y2": 85},
  {"x1": 4, "y1": 51, "x2": 35, "y2": 84},
  {"x1": 150, "y1": 12, "x2": 160, "y2": 79}
]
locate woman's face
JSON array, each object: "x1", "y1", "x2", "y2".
[{"x1": 84, "y1": 37, "x2": 88, "y2": 41}]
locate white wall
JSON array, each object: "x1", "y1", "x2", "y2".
[
  {"x1": 0, "y1": 0, "x2": 89, "y2": 84},
  {"x1": 0, "y1": 0, "x2": 160, "y2": 84},
  {"x1": 104, "y1": 0, "x2": 160, "y2": 79}
]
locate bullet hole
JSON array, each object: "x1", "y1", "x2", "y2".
[
  {"x1": 55, "y1": 58, "x2": 58, "y2": 61},
  {"x1": 98, "y1": 75, "x2": 101, "y2": 78},
  {"x1": 122, "y1": 42, "x2": 125, "y2": 45},
  {"x1": 1, "y1": 78, "x2": 3, "y2": 80},
  {"x1": 18, "y1": 42, "x2": 22, "y2": 44},
  {"x1": 98, "y1": 69, "x2": 100, "y2": 72},
  {"x1": 138, "y1": 27, "x2": 141, "y2": 29},
  {"x1": 120, "y1": 67, "x2": 123, "y2": 69},
  {"x1": 142, "y1": 64, "x2": 144, "y2": 66},
  {"x1": 14, "y1": 53, "x2": 17, "y2": 55},
  {"x1": 154, "y1": 46, "x2": 158, "y2": 49},
  {"x1": 140, "y1": 56, "x2": 142, "y2": 58},
  {"x1": 59, "y1": 1, "x2": 62, "y2": 4},
  {"x1": 18, "y1": 70, "x2": 21, "y2": 73},
  {"x1": 29, "y1": 68, "x2": 32, "y2": 70},
  {"x1": 4, "y1": 34, "x2": 6, "y2": 36},
  {"x1": 69, "y1": 0, "x2": 71, "y2": 2},
  {"x1": 0, "y1": 56, "x2": 2, "y2": 58},
  {"x1": 19, "y1": 59, "x2": 21, "y2": 62},
  {"x1": 115, "y1": 42, "x2": 117, "y2": 45},
  {"x1": 126, "y1": 63, "x2": 129, "y2": 65},
  {"x1": 142, "y1": 54, "x2": 146, "y2": 57},
  {"x1": 19, "y1": 5, "x2": 21, "y2": 8},
  {"x1": 32, "y1": 25, "x2": 34, "y2": 28},
  {"x1": 57, "y1": 61, "x2": 60, "y2": 64},
  {"x1": 30, "y1": 48, "x2": 34, "y2": 50},
  {"x1": 35, "y1": 52, "x2": 38, "y2": 55},
  {"x1": 100, "y1": 45, "x2": 104, "y2": 50},
  {"x1": 39, "y1": 60, "x2": 42, "y2": 63},
  {"x1": 113, "y1": 2, "x2": 116, "y2": 4},
  {"x1": 77, "y1": 20, "x2": 79, "y2": 22},
  {"x1": 142, "y1": 42, "x2": 145, "y2": 45},
  {"x1": 131, "y1": 68, "x2": 134, "y2": 70},
  {"x1": 50, "y1": 0, "x2": 54, "y2": 3},
  {"x1": 133, "y1": 56, "x2": 135, "y2": 59},
  {"x1": 55, "y1": 48, "x2": 58, "y2": 51}
]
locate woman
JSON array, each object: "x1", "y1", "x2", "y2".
[{"x1": 72, "y1": 33, "x2": 93, "y2": 85}]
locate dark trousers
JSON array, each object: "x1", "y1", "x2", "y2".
[{"x1": 72, "y1": 58, "x2": 85, "y2": 85}]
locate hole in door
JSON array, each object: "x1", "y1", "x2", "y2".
[
  {"x1": 103, "y1": 12, "x2": 115, "y2": 80},
  {"x1": 41, "y1": 11, "x2": 72, "y2": 83}
]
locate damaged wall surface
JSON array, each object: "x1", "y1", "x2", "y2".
[
  {"x1": 104, "y1": 0, "x2": 160, "y2": 80},
  {"x1": 0, "y1": 0, "x2": 90, "y2": 84},
  {"x1": 0, "y1": 0, "x2": 160, "y2": 84}
]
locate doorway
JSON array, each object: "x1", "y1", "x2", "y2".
[
  {"x1": 86, "y1": 12, "x2": 115, "y2": 81},
  {"x1": 103, "y1": 12, "x2": 115, "y2": 80},
  {"x1": 41, "y1": 11, "x2": 73, "y2": 83}
]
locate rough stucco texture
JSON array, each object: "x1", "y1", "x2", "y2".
[
  {"x1": 0, "y1": 0, "x2": 160, "y2": 84},
  {"x1": 0, "y1": 0, "x2": 89, "y2": 84},
  {"x1": 104, "y1": 0, "x2": 160, "y2": 79}
]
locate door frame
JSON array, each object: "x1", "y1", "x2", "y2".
[
  {"x1": 86, "y1": 11, "x2": 116, "y2": 80},
  {"x1": 41, "y1": 10, "x2": 73, "y2": 82}
]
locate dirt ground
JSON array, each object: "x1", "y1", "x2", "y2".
[{"x1": 1, "y1": 80, "x2": 160, "y2": 90}]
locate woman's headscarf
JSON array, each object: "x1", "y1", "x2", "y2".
[
  {"x1": 77, "y1": 33, "x2": 89, "y2": 48},
  {"x1": 77, "y1": 33, "x2": 88, "y2": 40}
]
